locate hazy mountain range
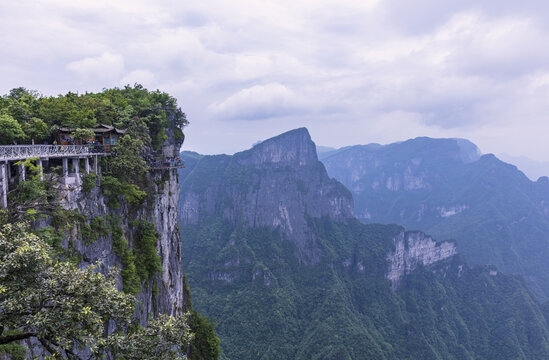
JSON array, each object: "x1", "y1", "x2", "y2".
[
  {"x1": 320, "y1": 137, "x2": 549, "y2": 300},
  {"x1": 178, "y1": 129, "x2": 549, "y2": 359}
]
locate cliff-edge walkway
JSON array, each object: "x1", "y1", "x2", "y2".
[{"x1": 0, "y1": 145, "x2": 109, "y2": 209}]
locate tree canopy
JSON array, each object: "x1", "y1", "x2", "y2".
[
  {"x1": 0, "y1": 84, "x2": 187, "y2": 148},
  {"x1": 0, "y1": 222, "x2": 192, "y2": 359}
]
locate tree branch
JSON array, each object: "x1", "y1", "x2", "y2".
[{"x1": 0, "y1": 332, "x2": 36, "y2": 345}]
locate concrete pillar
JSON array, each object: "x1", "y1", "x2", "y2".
[
  {"x1": 84, "y1": 157, "x2": 90, "y2": 174},
  {"x1": 1, "y1": 163, "x2": 7, "y2": 209},
  {"x1": 37, "y1": 159, "x2": 44, "y2": 181},
  {"x1": 18, "y1": 164, "x2": 26, "y2": 182},
  {"x1": 93, "y1": 155, "x2": 99, "y2": 174},
  {"x1": 62, "y1": 158, "x2": 69, "y2": 179},
  {"x1": 6, "y1": 162, "x2": 11, "y2": 183},
  {"x1": 72, "y1": 158, "x2": 80, "y2": 185}
]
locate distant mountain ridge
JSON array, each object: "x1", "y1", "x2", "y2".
[
  {"x1": 178, "y1": 129, "x2": 549, "y2": 359},
  {"x1": 321, "y1": 136, "x2": 549, "y2": 299}
]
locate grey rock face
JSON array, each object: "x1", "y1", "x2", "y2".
[
  {"x1": 180, "y1": 128, "x2": 354, "y2": 264},
  {"x1": 386, "y1": 231, "x2": 457, "y2": 290},
  {"x1": 55, "y1": 112, "x2": 185, "y2": 323}
]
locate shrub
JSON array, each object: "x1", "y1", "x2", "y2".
[{"x1": 82, "y1": 172, "x2": 98, "y2": 193}]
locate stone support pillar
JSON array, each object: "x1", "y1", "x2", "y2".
[
  {"x1": 93, "y1": 155, "x2": 99, "y2": 174},
  {"x1": 1, "y1": 163, "x2": 7, "y2": 209},
  {"x1": 84, "y1": 157, "x2": 90, "y2": 174},
  {"x1": 72, "y1": 158, "x2": 80, "y2": 185},
  {"x1": 7, "y1": 162, "x2": 11, "y2": 183},
  {"x1": 37, "y1": 158, "x2": 44, "y2": 181},
  {"x1": 18, "y1": 164, "x2": 26, "y2": 182},
  {"x1": 62, "y1": 158, "x2": 69, "y2": 180}
]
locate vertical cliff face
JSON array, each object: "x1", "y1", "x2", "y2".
[
  {"x1": 58, "y1": 113, "x2": 185, "y2": 321},
  {"x1": 149, "y1": 116, "x2": 185, "y2": 316},
  {"x1": 386, "y1": 231, "x2": 457, "y2": 290},
  {"x1": 147, "y1": 168, "x2": 183, "y2": 316},
  {"x1": 180, "y1": 128, "x2": 354, "y2": 264}
]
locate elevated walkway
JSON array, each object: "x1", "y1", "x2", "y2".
[
  {"x1": 0, "y1": 145, "x2": 108, "y2": 161},
  {"x1": 0, "y1": 145, "x2": 109, "y2": 209}
]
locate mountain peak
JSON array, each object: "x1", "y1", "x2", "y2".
[{"x1": 241, "y1": 128, "x2": 317, "y2": 167}]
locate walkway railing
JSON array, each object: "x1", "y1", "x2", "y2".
[{"x1": 0, "y1": 145, "x2": 107, "y2": 161}]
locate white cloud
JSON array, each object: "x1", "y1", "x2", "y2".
[
  {"x1": 209, "y1": 83, "x2": 308, "y2": 120},
  {"x1": 2, "y1": 0, "x2": 549, "y2": 161},
  {"x1": 67, "y1": 52, "x2": 125, "y2": 81},
  {"x1": 120, "y1": 69, "x2": 156, "y2": 88}
]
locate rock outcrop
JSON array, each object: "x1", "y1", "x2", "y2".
[{"x1": 386, "y1": 231, "x2": 457, "y2": 290}]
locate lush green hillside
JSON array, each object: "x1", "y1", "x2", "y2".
[
  {"x1": 321, "y1": 137, "x2": 549, "y2": 300},
  {"x1": 179, "y1": 132, "x2": 549, "y2": 360},
  {"x1": 0, "y1": 86, "x2": 219, "y2": 359}
]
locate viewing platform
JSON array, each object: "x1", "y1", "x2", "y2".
[
  {"x1": 0, "y1": 144, "x2": 108, "y2": 161},
  {"x1": 0, "y1": 145, "x2": 110, "y2": 209}
]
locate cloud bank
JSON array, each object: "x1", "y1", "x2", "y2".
[{"x1": 1, "y1": 0, "x2": 549, "y2": 160}]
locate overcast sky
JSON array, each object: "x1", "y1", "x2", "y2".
[{"x1": 2, "y1": 0, "x2": 549, "y2": 161}]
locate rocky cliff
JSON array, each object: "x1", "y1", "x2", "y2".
[
  {"x1": 180, "y1": 128, "x2": 354, "y2": 264},
  {"x1": 58, "y1": 112, "x2": 185, "y2": 321},
  {"x1": 386, "y1": 231, "x2": 457, "y2": 290}
]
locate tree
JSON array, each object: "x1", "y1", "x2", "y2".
[
  {"x1": 0, "y1": 222, "x2": 193, "y2": 359},
  {"x1": 23, "y1": 117, "x2": 50, "y2": 144},
  {"x1": 72, "y1": 128, "x2": 95, "y2": 143},
  {"x1": 109, "y1": 135, "x2": 149, "y2": 184},
  {"x1": 0, "y1": 114, "x2": 25, "y2": 144}
]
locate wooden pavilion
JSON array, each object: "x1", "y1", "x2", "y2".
[{"x1": 57, "y1": 124, "x2": 126, "y2": 152}]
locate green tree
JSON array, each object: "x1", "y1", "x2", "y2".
[
  {"x1": 0, "y1": 222, "x2": 193, "y2": 359},
  {"x1": 0, "y1": 114, "x2": 25, "y2": 144},
  {"x1": 72, "y1": 128, "x2": 95, "y2": 143},
  {"x1": 23, "y1": 117, "x2": 50, "y2": 144},
  {"x1": 109, "y1": 135, "x2": 149, "y2": 184}
]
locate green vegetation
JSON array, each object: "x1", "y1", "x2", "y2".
[
  {"x1": 179, "y1": 148, "x2": 549, "y2": 360},
  {"x1": 182, "y1": 216, "x2": 549, "y2": 360},
  {"x1": 0, "y1": 336, "x2": 27, "y2": 360},
  {"x1": 131, "y1": 219, "x2": 162, "y2": 283},
  {"x1": 320, "y1": 138, "x2": 549, "y2": 300},
  {"x1": 72, "y1": 127, "x2": 95, "y2": 142},
  {"x1": 0, "y1": 85, "x2": 188, "y2": 147},
  {"x1": 110, "y1": 217, "x2": 140, "y2": 295},
  {"x1": 189, "y1": 310, "x2": 221, "y2": 360},
  {"x1": 0, "y1": 114, "x2": 26, "y2": 144},
  {"x1": 82, "y1": 172, "x2": 98, "y2": 192},
  {"x1": 0, "y1": 222, "x2": 192, "y2": 359}
]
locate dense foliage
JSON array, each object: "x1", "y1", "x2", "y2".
[
  {"x1": 182, "y1": 215, "x2": 549, "y2": 360},
  {"x1": 0, "y1": 222, "x2": 192, "y2": 359},
  {"x1": 179, "y1": 149, "x2": 549, "y2": 360},
  {"x1": 320, "y1": 138, "x2": 549, "y2": 300},
  {"x1": 0, "y1": 86, "x2": 219, "y2": 358},
  {"x1": 0, "y1": 85, "x2": 187, "y2": 147}
]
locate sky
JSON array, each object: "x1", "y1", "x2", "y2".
[{"x1": 2, "y1": 0, "x2": 549, "y2": 161}]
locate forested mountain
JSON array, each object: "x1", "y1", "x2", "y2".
[
  {"x1": 0, "y1": 86, "x2": 218, "y2": 359},
  {"x1": 179, "y1": 129, "x2": 549, "y2": 360},
  {"x1": 320, "y1": 137, "x2": 549, "y2": 300}
]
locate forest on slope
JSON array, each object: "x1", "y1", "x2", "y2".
[
  {"x1": 320, "y1": 137, "x2": 549, "y2": 300},
  {"x1": 178, "y1": 129, "x2": 549, "y2": 360}
]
